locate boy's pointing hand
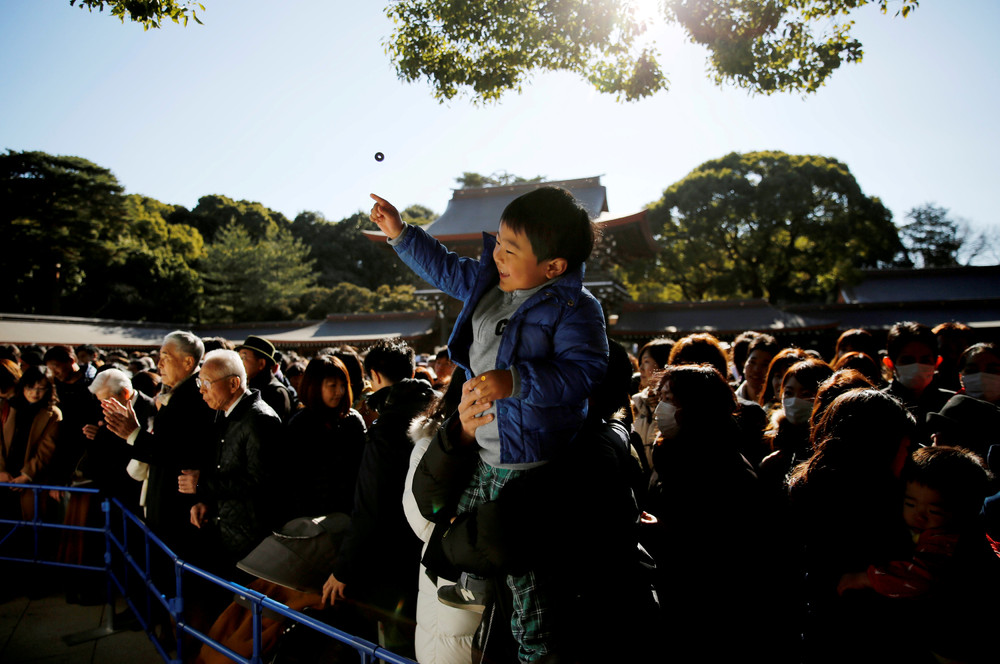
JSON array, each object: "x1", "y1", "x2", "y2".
[{"x1": 369, "y1": 193, "x2": 404, "y2": 240}]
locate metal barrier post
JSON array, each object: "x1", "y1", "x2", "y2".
[
  {"x1": 61, "y1": 498, "x2": 119, "y2": 646},
  {"x1": 250, "y1": 593, "x2": 263, "y2": 664},
  {"x1": 173, "y1": 557, "x2": 185, "y2": 661},
  {"x1": 31, "y1": 487, "x2": 41, "y2": 561}
]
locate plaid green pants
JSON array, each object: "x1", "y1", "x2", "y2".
[{"x1": 456, "y1": 459, "x2": 552, "y2": 662}]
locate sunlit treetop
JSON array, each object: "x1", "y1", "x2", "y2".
[
  {"x1": 69, "y1": 0, "x2": 921, "y2": 100},
  {"x1": 385, "y1": 0, "x2": 666, "y2": 103},
  {"x1": 385, "y1": 0, "x2": 921, "y2": 102}
]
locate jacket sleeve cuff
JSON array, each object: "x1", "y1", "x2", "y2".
[
  {"x1": 509, "y1": 367, "x2": 521, "y2": 398},
  {"x1": 387, "y1": 223, "x2": 411, "y2": 247}
]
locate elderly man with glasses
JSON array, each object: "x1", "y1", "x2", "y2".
[{"x1": 178, "y1": 349, "x2": 283, "y2": 575}]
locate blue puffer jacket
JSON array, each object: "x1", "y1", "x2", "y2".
[{"x1": 393, "y1": 224, "x2": 609, "y2": 465}]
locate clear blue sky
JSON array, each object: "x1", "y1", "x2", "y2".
[{"x1": 1, "y1": 1, "x2": 997, "y2": 241}]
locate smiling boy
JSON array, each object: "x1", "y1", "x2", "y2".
[{"x1": 369, "y1": 187, "x2": 609, "y2": 661}]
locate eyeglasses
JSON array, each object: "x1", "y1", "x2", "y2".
[{"x1": 196, "y1": 375, "x2": 236, "y2": 391}]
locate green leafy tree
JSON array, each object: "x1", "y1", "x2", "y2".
[
  {"x1": 401, "y1": 204, "x2": 439, "y2": 226},
  {"x1": 174, "y1": 194, "x2": 291, "y2": 243},
  {"x1": 304, "y1": 283, "x2": 425, "y2": 318},
  {"x1": 290, "y1": 211, "x2": 421, "y2": 291},
  {"x1": 87, "y1": 194, "x2": 206, "y2": 321},
  {"x1": 898, "y1": 204, "x2": 997, "y2": 269},
  {"x1": 386, "y1": 0, "x2": 663, "y2": 103},
  {"x1": 73, "y1": 1, "x2": 921, "y2": 102},
  {"x1": 69, "y1": 0, "x2": 204, "y2": 29},
  {"x1": 200, "y1": 221, "x2": 317, "y2": 323},
  {"x1": 386, "y1": 0, "x2": 920, "y2": 102},
  {"x1": 0, "y1": 150, "x2": 126, "y2": 315},
  {"x1": 625, "y1": 151, "x2": 904, "y2": 303},
  {"x1": 454, "y1": 171, "x2": 546, "y2": 188}
]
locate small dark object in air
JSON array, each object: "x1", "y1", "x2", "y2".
[{"x1": 374, "y1": 152, "x2": 384, "y2": 162}]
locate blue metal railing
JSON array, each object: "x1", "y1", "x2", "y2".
[{"x1": 0, "y1": 482, "x2": 416, "y2": 664}]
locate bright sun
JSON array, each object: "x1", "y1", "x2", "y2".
[{"x1": 628, "y1": 0, "x2": 663, "y2": 24}]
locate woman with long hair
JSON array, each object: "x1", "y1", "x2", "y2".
[
  {"x1": 643, "y1": 364, "x2": 775, "y2": 660},
  {"x1": 787, "y1": 388, "x2": 917, "y2": 663},
  {"x1": 757, "y1": 359, "x2": 833, "y2": 492},
  {"x1": 284, "y1": 355, "x2": 366, "y2": 519},
  {"x1": 0, "y1": 365, "x2": 62, "y2": 520}
]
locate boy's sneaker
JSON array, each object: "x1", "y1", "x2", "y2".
[{"x1": 437, "y1": 583, "x2": 487, "y2": 613}]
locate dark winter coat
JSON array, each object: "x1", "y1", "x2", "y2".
[
  {"x1": 644, "y1": 417, "x2": 784, "y2": 660},
  {"x1": 80, "y1": 390, "x2": 156, "y2": 514},
  {"x1": 200, "y1": 390, "x2": 283, "y2": 564},
  {"x1": 330, "y1": 378, "x2": 436, "y2": 617},
  {"x1": 130, "y1": 372, "x2": 217, "y2": 554},
  {"x1": 284, "y1": 407, "x2": 366, "y2": 519},
  {"x1": 250, "y1": 371, "x2": 294, "y2": 424},
  {"x1": 414, "y1": 416, "x2": 658, "y2": 662}
]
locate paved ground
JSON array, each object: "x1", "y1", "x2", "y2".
[{"x1": 0, "y1": 564, "x2": 164, "y2": 664}]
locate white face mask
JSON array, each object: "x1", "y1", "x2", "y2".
[
  {"x1": 895, "y1": 362, "x2": 936, "y2": 392},
  {"x1": 782, "y1": 396, "x2": 814, "y2": 426},
  {"x1": 961, "y1": 372, "x2": 1000, "y2": 403},
  {"x1": 654, "y1": 401, "x2": 681, "y2": 439}
]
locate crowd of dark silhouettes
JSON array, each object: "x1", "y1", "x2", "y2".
[{"x1": 1, "y1": 320, "x2": 999, "y2": 664}]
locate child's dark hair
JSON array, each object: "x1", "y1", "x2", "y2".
[
  {"x1": 363, "y1": 338, "x2": 415, "y2": 384},
  {"x1": 500, "y1": 186, "x2": 596, "y2": 271},
  {"x1": 903, "y1": 446, "x2": 993, "y2": 524},
  {"x1": 886, "y1": 321, "x2": 936, "y2": 362}
]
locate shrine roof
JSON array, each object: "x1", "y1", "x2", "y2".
[{"x1": 422, "y1": 176, "x2": 609, "y2": 237}]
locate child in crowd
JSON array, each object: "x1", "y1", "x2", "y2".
[
  {"x1": 837, "y1": 445, "x2": 999, "y2": 661},
  {"x1": 369, "y1": 187, "x2": 609, "y2": 662}
]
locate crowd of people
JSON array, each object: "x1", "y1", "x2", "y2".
[
  {"x1": 1, "y1": 321, "x2": 999, "y2": 663},
  {"x1": 1, "y1": 185, "x2": 998, "y2": 664}
]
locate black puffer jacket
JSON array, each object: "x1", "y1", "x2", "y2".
[
  {"x1": 331, "y1": 378, "x2": 436, "y2": 616},
  {"x1": 414, "y1": 416, "x2": 658, "y2": 662},
  {"x1": 201, "y1": 390, "x2": 283, "y2": 563},
  {"x1": 284, "y1": 407, "x2": 366, "y2": 520}
]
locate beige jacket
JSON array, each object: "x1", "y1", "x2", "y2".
[{"x1": 0, "y1": 402, "x2": 61, "y2": 481}]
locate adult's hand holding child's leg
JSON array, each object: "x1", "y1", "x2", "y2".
[{"x1": 457, "y1": 378, "x2": 494, "y2": 446}]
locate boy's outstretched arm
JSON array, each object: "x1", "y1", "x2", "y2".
[{"x1": 370, "y1": 193, "x2": 404, "y2": 239}]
